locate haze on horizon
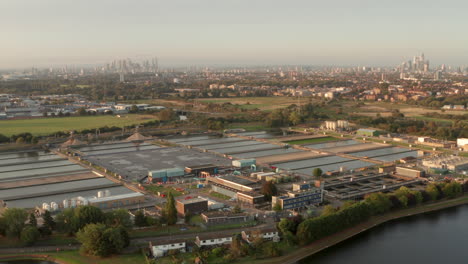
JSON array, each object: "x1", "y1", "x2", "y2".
[{"x1": 1, "y1": 0, "x2": 468, "y2": 69}]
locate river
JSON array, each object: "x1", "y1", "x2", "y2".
[{"x1": 300, "y1": 204, "x2": 468, "y2": 264}]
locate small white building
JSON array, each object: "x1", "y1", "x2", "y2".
[
  {"x1": 149, "y1": 240, "x2": 186, "y2": 258},
  {"x1": 457, "y1": 138, "x2": 468, "y2": 148},
  {"x1": 195, "y1": 234, "x2": 232, "y2": 247},
  {"x1": 241, "y1": 228, "x2": 280, "y2": 243}
]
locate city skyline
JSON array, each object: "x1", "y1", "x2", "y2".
[{"x1": 1, "y1": 0, "x2": 468, "y2": 69}]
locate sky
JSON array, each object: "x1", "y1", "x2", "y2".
[{"x1": 1, "y1": 0, "x2": 468, "y2": 69}]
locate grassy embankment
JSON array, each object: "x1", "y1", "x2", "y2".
[{"x1": 0, "y1": 114, "x2": 158, "y2": 136}]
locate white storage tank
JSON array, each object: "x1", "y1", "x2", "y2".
[
  {"x1": 43, "y1": 203, "x2": 50, "y2": 211},
  {"x1": 63, "y1": 199, "x2": 69, "y2": 208},
  {"x1": 71, "y1": 198, "x2": 77, "y2": 208},
  {"x1": 104, "y1": 190, "x2": 111, "y2": 197},
  {"x1": 51, "y1": 202, "x2": 58, "y2": 212},
  {"x1": 97, "y1": 191, "x2": 104, "y2": 198},
  {"x1": 77, "y1": 196, "x2": 89, "y2": 206}
]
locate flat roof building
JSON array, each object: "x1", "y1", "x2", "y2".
[
  {"x1": 176, "y1": 198, "x2": 208, "y2": 216},
  {"x1": 272, "y1": 184, "x2": 323, "y2": 210}
]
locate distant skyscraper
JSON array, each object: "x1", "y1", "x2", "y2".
[{"x1": 119, "y1": 72, "x2": 125, "y2": 82}]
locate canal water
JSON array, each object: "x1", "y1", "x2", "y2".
[{"x1": 300, "y1": 204, "x2": 468, "y2": 264}]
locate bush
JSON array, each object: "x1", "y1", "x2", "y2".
[{"x1": 20, "y1": 226, "x2": 40, "y2": 246}]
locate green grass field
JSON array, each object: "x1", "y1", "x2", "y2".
[
  {"x1": 195, "y1": 97, "x2": 305, "y2": 111},
  {"x1": 52, "y1": 251, "x2": 145, "y2": 264},
  {"x1": 143, "y1": 184, "x2": 183, "y2": 197},
  {"x1": 286, "y1": 137, "x2": 336, "y2": 145},
  {"x1": 209, "y1": 191, "x2": 231, "y2": 200},
  {"x1": 0, "y1": 251, "x2": 145, "y2": 264},
  {"x1": 0, "y1": 114, "x2": 157, "y2": 136}
]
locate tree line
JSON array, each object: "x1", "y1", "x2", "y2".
[{"x1": 277, "y1": 180, "x2": 467, "y2": 246}]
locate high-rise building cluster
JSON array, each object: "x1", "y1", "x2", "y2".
[{"x1": 399, "y1": 53, "x2": 430, "y2": 73}]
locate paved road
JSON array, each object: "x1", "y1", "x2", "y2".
[{"x1": 0, "y1": 222, "x2": 276, "y2": 254}]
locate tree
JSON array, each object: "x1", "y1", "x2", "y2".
[
  {"x1": 232, "y1": 205, "x2": 242, "y2": 214},
  {"x1": 364, "y1": 192, "x2": 392, "y2": 214},
  {"x1": 2, "y1": 208, "x2": 28, "y2": 238},
  {"x1": 425, "y1": 184, "x2": 440, "y2": 201},
  {"x1": 129, "y1": 105, "x2": 139, "y2": 113},
  {"x1": 75, "y1": 205, "x2": 105, "y2": 230},
  {"x1": 134, "y1": 210, "x2": 147, "y2": 227},
  {"x1": 262, "y1": 242, "x2": 281, "y2": 257},
  {"x1": 261, "y1": 180, "x2": 278, "y2": 201},
  {"x1": 159, "y1": 108, "x2": 175, "y2": 121},
  {"x1": 278, "y1": 218, "x2": 297, "y2": 234},
  {"x1": 78, "y1": 107, "x2": 88, "y2": 116},
  {"x1": 16, "y1": 137, "x2": 25, "y2": 144},
  {"x1": 312, "y1": 168, "x2": 323, "y2": 178},
  {"x1": 321, "y1": 205, "x2": 338, "y2": 217},
  {"x1": 76, "y1": 223, "x2": 128, "y2": 257},
  {"x1": 0, "y1": 134, "x2": 9, "y2": 143},
  {"x1": 166, "y1": 192, "x2": 178, "y2": 225},
  {"x1": 272, "y1": 203, "x2": 282, "y2": 212},
  {"x1": 105, "y1": 209, "x2": 132, "y2": 229},
  {"x1": 288, "y1": 111, "x2": 301, "y2": 126},
  {"x1": 442, "y1": 181, "x2": 462, "y2": 199},
  {"x1": 28, "y1": 213, "x2": 37, "y2": 228},
  {"x1": 56, "y1": 208, "x2": 78, "y2": 235},
  {"x1": 20, "y1": 226, "x2": 40, "y2": 246},
  {"x1": 42, "y1": 210, "x2": 56, "y2": 231}
]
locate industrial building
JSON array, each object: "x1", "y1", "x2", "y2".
[
  {"x1": 207, "y1": 175, "x2": 265, "y2": 206},
  {"x1": 323, "y1": 173, "x2": 424, "y2": 200},
  {"x1": 356, "y1": 129, "x2": 379, "y2": 137},
  {"x1": 395, "y1": 166, "x2": 425, "y2": 178},
  {"x1": 77, "y1": 143, "x2": 231, "y2": 182},
  {"x1": 0, "y1": 149, "x2": 142, "y2": 210},
  {"x1": 176, "y1": 198, "x2": 208, "y2": 216},
  {"x1": 272, "y1": 183, "x2": 323, "y2": 210},
  {"x1": 184, "y1": 164, "x2": 219, "y2": 177},
  {"x1": 148, "y1": 168, "x2": 185, "y2": 183},
  {"x1": 88, "y1": 192, "x2": 145, "y2": 209},
  {"x1": 201, "y1": 211, "x2": 251, "y2": 225},
  {"x1": 422, "y1": 156, "x2": 468, "y2": 172}
]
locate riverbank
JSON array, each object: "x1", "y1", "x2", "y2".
[{"x1": 247, "y1": 195, "x2": 468, "y2": 264}]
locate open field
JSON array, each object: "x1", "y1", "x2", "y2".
[
  {"x1": 358, "y1": 102, "x2": 466, "y2": 116},
  {"x1": 0, "y1": 114, "x2": 158, "y2": 136},
  {"x1": 350, "y1": 101, "x2": 467, "y2": 124},
  {"x1": 195, "y1": 97, "x2": 305, "y2": 111}
]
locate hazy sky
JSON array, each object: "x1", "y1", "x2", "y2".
[{"x1": 1, "y1": 0, "x2": 468, "y2": 68}]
